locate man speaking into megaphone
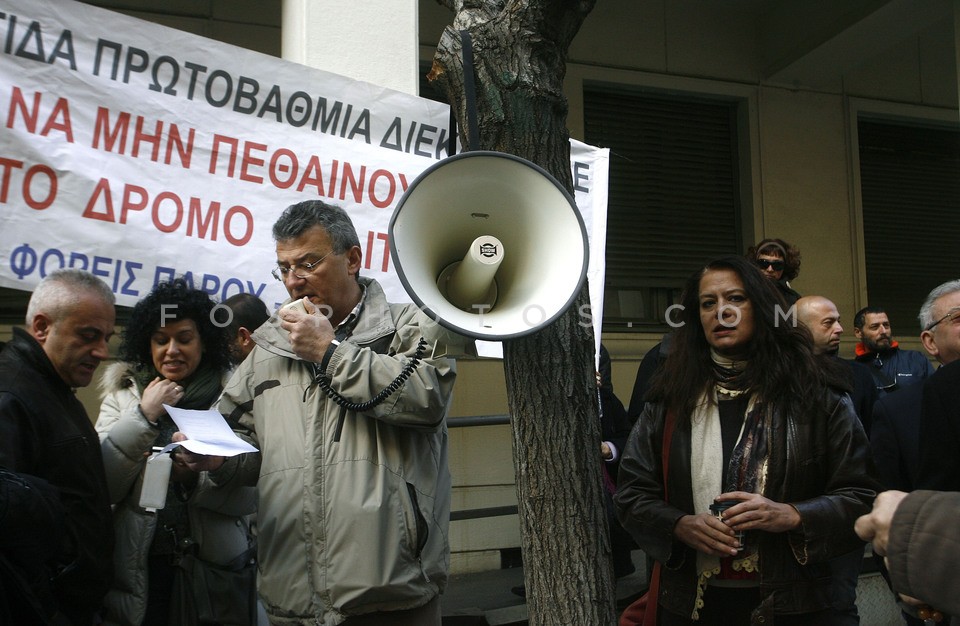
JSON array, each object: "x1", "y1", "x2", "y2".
[{"x1": 205, "y1": 200, "x2": 462, "y2": 626}]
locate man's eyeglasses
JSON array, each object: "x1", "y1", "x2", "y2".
[
  {"x1": 756, "y1": 259, "x2": 784, "y2": 271},
  {"x1": 272, "y1": 251, "x2": 334, "y2": 281},
  {"x1": 925, "y1": 306, "x2": 960, "y2": 331}
]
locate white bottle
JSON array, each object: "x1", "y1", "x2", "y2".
[{"x1": 139, "y1": 447, "x2": 172, "y2": 512}]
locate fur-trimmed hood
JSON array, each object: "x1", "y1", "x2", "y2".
[{"x1": 97, "y1": 361, "x2": 137, "y2": 399}]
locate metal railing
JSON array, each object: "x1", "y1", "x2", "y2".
[{"x1": 447, "y1": 414, "x2": 518, "y2": 522}]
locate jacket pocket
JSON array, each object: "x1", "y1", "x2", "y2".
[{"x1": 404, "y1": 482, "x2": 429, "y2": 559}]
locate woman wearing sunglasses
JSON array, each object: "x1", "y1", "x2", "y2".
[{"x1": 746, "y1": 238, "x2": 802, "y2": 306}]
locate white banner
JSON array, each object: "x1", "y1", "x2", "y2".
[
  {"x1": 0, "y1": 0, "x2": 608, "y2": 334},
  {"x1": 571, "y1": 139, "x2": 610, "y2": 367}
]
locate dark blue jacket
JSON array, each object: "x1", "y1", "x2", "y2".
[
  {"x1": 854, "y1": 343, "x2": 934, "y2": 392},
  {"x1": 870, "y1": 381, "x2": 923, "y2": 491}
]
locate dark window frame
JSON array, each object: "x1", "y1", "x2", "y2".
[
  {"x1": 583, "y1": 85, "x2": 744, "y2": 332},
  {"x1": 858, "y1": 117, "x2": 960, "y2": 335}
]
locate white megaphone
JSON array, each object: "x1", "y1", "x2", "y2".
[{"x1": 389, "y1": 151, "x2": 589, "y2": 341}]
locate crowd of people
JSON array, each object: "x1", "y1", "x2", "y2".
[
  {"x1": 1, "y1": 223, "x2": 957, "y2": 626},
  {"x1": 614, "y1": 240, "x2": 959, "y2": 625},
  {"x1": 1, "y1": 200, "x2": 460, "y2": 626}
]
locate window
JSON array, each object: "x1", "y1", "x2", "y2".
[
  {"x1": 584, "y1": 87, "x2": 742, "y2": 331},
  {"x1": 858, "y1": 119, "x2": 960, "y2": 333}
]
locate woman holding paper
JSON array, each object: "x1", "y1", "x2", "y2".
[{"x1": 95, "y1": 278, "x2": 257, "y2": 626}]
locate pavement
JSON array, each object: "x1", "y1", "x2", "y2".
[
  {"x1": 438, "y1": 548, "x2": 905, "y2": 626},
  {"x1": 440, "y1": 552, "x2": 648, "y2": 626}
]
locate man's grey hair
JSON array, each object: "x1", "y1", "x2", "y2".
[
  {"x1": 272, "y1": 200, "x2": 361, "y2": 253},
  {"x1": 25, "y1": 269, "x2": 116, "y2": 326},
  {"x1": 918, "y1": 279, "x2": 960, "y2": 330}
]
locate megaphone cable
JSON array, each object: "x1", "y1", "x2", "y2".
[{"x1": 304, "y1": 337, "x2": 428, "y2": 413}]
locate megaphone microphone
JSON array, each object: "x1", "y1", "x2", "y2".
[{"x1": 389, "y1": 151, "x2": 588, "y2": 341}]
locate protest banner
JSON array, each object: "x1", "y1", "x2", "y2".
[{"x1": 0, "y1": 0, "x2": 608, "y2": 342}]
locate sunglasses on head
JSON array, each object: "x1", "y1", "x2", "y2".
[{"x1": 756, "y1": 259, "x2": 784, "y2": 271}]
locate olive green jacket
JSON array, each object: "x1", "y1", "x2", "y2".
[{"x1": 219, "y1": 277, "x2": 457, "y2": 626}]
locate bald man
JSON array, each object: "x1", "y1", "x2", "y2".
[
  {"x1": 796, "y1": 295, "x2": 878, "y2": 626},
  {"x1": 796, "y1": 296, "x2": 878, "y2": 430}
]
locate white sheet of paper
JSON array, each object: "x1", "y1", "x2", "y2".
[{"x1": 159, "y1": 405, "x2": 258, "y2": 456}]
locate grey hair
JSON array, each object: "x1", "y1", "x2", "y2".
[
  {"x1": 272, "y1": 200, "x2": 360, "y2": 253},
  {"x1": 918, "y1": 279, "x2": 960, "y2": 330},
  {"x1": 25, "y1": 269, "x2": 116, "y2": 326}
]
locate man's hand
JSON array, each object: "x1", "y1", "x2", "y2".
[
  {"x1": 171, "y1": 432, "x2": 225, "y2": 473},
  {"x1": 854, "y1": 489, "x2": 909, "y2": 556},
  {"x1": 278, "y1": 299, "x2": 336, "y2": 362}
]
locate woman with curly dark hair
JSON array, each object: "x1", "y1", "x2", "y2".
[
  {"x1": 615, "y1": 256, "x2": 878, "y2": 625},
  {"x1": 745, "y1": 238, "x2": 802, "y2": 306},
  {"x1": 95, "y1": 278, "x2": 257, "y2": 626}
]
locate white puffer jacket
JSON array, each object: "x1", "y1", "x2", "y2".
[{"x1": 95, "y1": 363, "x2": 257, "y2": 626}]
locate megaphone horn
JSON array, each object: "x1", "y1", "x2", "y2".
[{"x1": 389, "y1": 151, "x2": 589, "y2": 341}]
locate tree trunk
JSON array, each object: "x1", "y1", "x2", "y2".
[{"x1": 429, "y1": 2, "x2": 617, "y2": 624}]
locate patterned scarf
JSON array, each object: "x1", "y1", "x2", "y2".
[
  {"x1": 710, "y1": 350, "x2": 748, "y2": 395},
  {"x1": 689, "y1": 351, "x2": 771, "y2": 619}
]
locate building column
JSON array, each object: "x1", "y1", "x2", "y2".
[{"x1": 281, "y1": 0, "x2": 419, "y2": 96}]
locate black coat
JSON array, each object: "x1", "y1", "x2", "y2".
[
  {"x1": 844, "y1": 359, "x2": 880, "y2": 435},
  {"x1": 599, "y1": 345, "x2": 631, "y2": 477},
  {"x1": 0, "y1": 328, "x2": 114, "y2": 625},
  {"x1": 614, "y1": 390, "x2": 879, "y2": 623},
  {"x1": 917, "y1": 360, "x2": 960, "y2": 491},
  {"x1": 1, "y1": 468, "x2": 66, "y2": 625},
  {"x1": 870, "y1": 381, "x2": 923, "y2": 491}
]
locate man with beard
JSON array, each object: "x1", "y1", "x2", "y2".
[{"x1": 853, "y1": 305, "x2": 933, "y2": 394}]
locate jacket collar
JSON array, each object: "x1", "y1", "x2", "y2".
[
  {"x1": 8, "y1": 326, "x2": 74, "y2": 393},
  {"x1": 854, "y1": 340, "x2": 899, "y2": 358}
]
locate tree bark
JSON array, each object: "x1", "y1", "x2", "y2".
[{"x1": 430, "y1": 2, "x2": 617, "y2": 624}]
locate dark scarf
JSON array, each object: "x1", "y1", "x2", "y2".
[
  {"x1": 132, "y1": 360, "x2": 224, "y2": 411},
  {"x1": 710, "y1": 350, "x2": 749, "y2": 395}
]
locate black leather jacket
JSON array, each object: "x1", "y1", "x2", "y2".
[
  {"x1": 0, "y1": 328, "x2": 114, "y2": 624},
  {"x1": 614, "y1": 389, "x2": 879, "y2": 623}
]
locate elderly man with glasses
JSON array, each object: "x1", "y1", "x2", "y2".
[
  {"x1": 914, "y1": 280, "x2": 960, "y2": 490},
  {"x1": 868, "y1": 280, "x2": 960, "y2": 624},
  {"x1": 870, "y1": 281, "x2": 960, "y2": 490}
]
